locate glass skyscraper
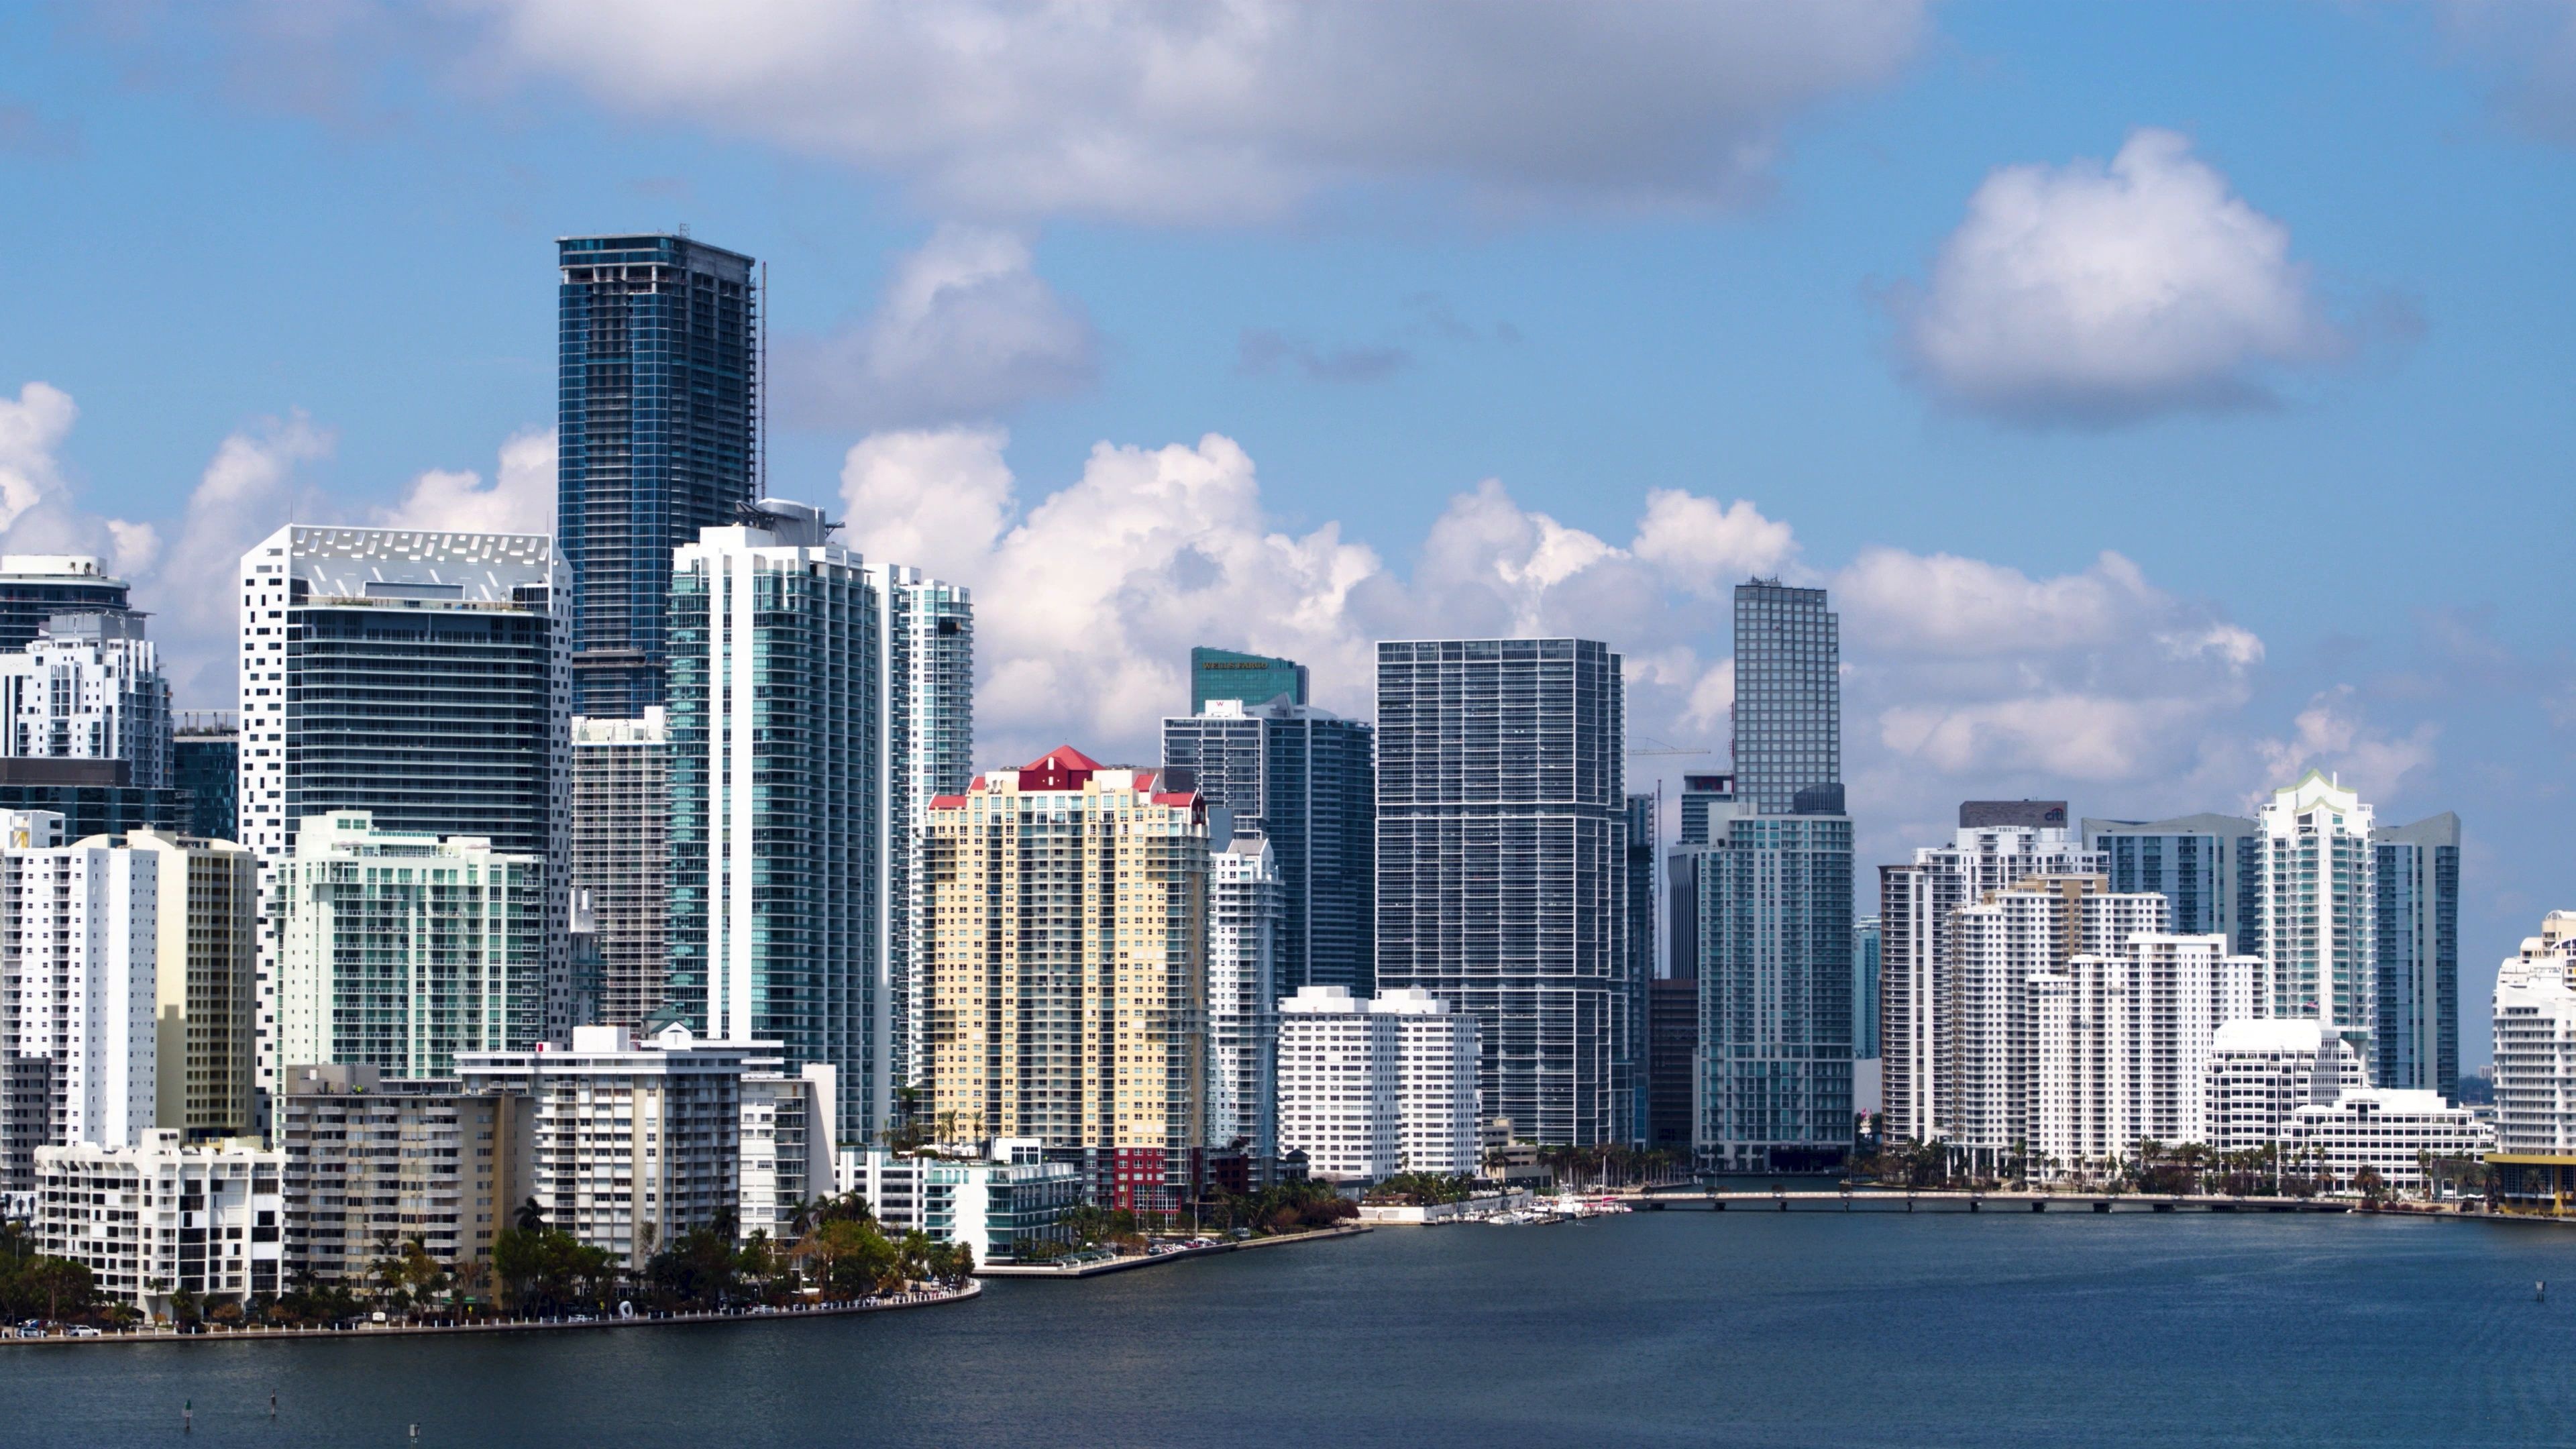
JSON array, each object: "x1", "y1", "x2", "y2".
[
  {"x1": 0, "y1": 555, "x2": 129, "y2": 653},
  {"x1": 2374, "y1": 812, "x2": 2461, "y2": 1099},
  {"x1": 1189, "y1": 646, "x2": 1307, "y2": 714},
  {"x1": 557, "y1": 233, "x2": 759, "y2": 716},
  {"x1": 2082, "y1": 812, "x2": 2261, "y2": 955},
  {"x1": 1731, "y1": 579, "x2": 1840, "y2": 814},
  {"x1": 1691, "y1": 579, "x2": 1852, "y2": 1171},
  {"x1": 1162, "y1": 690, "x2": 1374, "y2": 997},
  {"x1": 1374, "y1": 638, "x2": 1629, "y2": 1146}
]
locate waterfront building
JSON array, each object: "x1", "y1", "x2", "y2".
[
  {"x1": 835, "y1": 1141, "x2": 1080, "y2": 1264},
  {"x1": 173, "y1": 712, "x2": 237, "y2": 842},
  {"x1": 1854, "y1": 916, "x2": 1882, "y2": 1061},
  {"x1": 1646, "y1": 972, "x2": 1697, "y2": 1155},
  {"x1": 273, "y1": 812, "x2": 547, "y2": 1081},
  {"x1": 1946, "y1": 875, "x2": 2165, "y2": 1167},
  {"x1": 1161, "y1": 691, "x2": 1373, "y2": 996},
  {"x1": 2082, "y1": 812, "x2": 2261, "y2": 954},
  {"x1": 33, "y1": 1130, "x2": 282, "y2": 1319},
  {"x1": 1879, "y1": 811, "x2": 2103, "y2": 1146},
  {"x1": 457, "y1": 1022, "x2": 759, "y2": 1268},
  {"x1": 2204, "y1": 1018, "x2": 2367, "y2": 1157},
  {"x1": 1664, "y1": 771, "x2": 1729, "y2": 1024},
  {"x1": 739, "y1": 1060, "x2": 839, "y2": 1246},
  {"x1": 1275, "y1": 985, "x2": 1479, "y2": 1182},
  {"x1": 0, "y1": 611, "x2": 170, "y2": 788},
  {"x1": 1624, "y1": 793, "x2": 1656, "y2": 1135},
  {"x1": 884, "y1": 568, "x2": 975, "y2": 1098},
  {"x1": 1205, "y1": 831, "x2": 1281, "y2": 1157},
  {"x1": 237, "y1": 525, "x2": 569, "y2": 1096},
  {"x1": 2282, "y1": 1089, "x2": 2489, "y2": 1195},
  {"x1": 923, "y1": 747, "x2": 1210, "y2": 1210},
  {"x1": 666, "y1": 500, "x2": 886, "y2": 1145},
  {"x1": 2372, "y1": 812, "x2": 2461, "y2": 1099},
  {"x1": 2256, "y1": 771, "x2": 2377, "y2": 1069},
  {"x1": 2488, "y1": 914, "x2": 2576, "y2": 1208},
  {"x1": 0, "y1": 554, "x2": 129, "y2": 653},
  {"x1": 1690, "y1": 789, "x2": 1854, "y2": 1173},
  {"x1": 0, "y1": 816, "x2": 258, "y2": 1193},
  {"x1": 2029, "y1": 934, "x2": 2270, "y2": 1176},
  {"x1": 1189, "y1": 646, "x2": 1307, "y2": 714},
  {"x1": 557, "y1": 232, "x2": 759, "y2": 716},
  {"x1": 1375, "y1": 637, "x2": 1628, "y2": 1146},
  {"x1": 570, "y1": 709, "x2": 670, "y2": 1030},
  {"x1": 273, "y1": 1063, "x2": 532, "y2": 1285}
]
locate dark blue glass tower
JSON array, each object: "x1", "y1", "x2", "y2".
[{"x1": 557, "y1": 234, "x2": 759, "y2": 716}]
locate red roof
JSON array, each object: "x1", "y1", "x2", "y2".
[
  {"x1": 928, "y1": 794, "x2": 968, "y2": 809},
  {"x1": 1022, "y1": 745, "x2": 1105, "y2": 771}
]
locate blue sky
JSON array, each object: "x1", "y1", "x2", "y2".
[{"x1": 1, "y1": 3, "x2": 2569, "y2": 1061}]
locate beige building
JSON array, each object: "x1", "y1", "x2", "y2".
[
  {"x1": 134, "y1": 829, "x2": 259, "y2": 1142},
  {"x1": 273, "y1": 1063, "x2": 532, "y2": 1285},
  {"x1": 923, "y1": 746, "x2": 1209, "y2": 1156}
]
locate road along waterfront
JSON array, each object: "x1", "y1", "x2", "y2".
[{"x1": 4, "y1": 1210, "x2": 2573, "y2": 1448}]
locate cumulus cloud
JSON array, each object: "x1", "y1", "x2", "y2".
[
  {"x1": 777, "y1": 226, "x2": 1096, "y2": 429},
  {"x1": 0, "y1": 381, "x2": 162, "y2": 577},
  {"x1": 1892, "y1": 128, "x2": 2352, "y2": 425},
  {"x1": 446, "y1": 0, "x2": 1926, "y2": 223},
  {"x1": 2255, "y1": 685, "x2": 2440, "y2": 804},
  {"x1": 378, "y1": 428, "x2": 555, "y2": 535}
]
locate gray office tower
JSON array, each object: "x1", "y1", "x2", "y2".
[
  {"x1": 1163, "y1": 687, "x2": 1373, "y2": 996},
  {"x1": 557, "y1": 234, "x2": 759, "y2": 716},
  {"x1": 1624, "y1": 794, "x2": 1657, "y2": 1140},
  {"x1": 1376, "y1": 639, "x2": 1629, "y2": 1146},
  {"x1": 1190, "y1": 647, "x2": 1308, "y2": 714},
  {"x1": 2082, "y1": 813, "x2": 2261, "y2": 955},
  {"x1": 174, "y1": 712, "x2": 238, "y2": 842},
  {"x1": 2375, "y1": 813, "x2": 2461, "y2": 1099},
  {"x1": 1691, "y1": 580, "x2": 1854, "y2": 1172}
]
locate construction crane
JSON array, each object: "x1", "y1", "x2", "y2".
[{"x1": 1627, "y1": 735, "x2": 1714, "y2": 758}]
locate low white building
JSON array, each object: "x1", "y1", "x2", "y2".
[
  {"x1": 2205, "y1": 1018, "x2": 2367, "y2": 1157},
  {"x1": 1276, "y1": 986, "x2": 1479, "y2": 1183},
  {"x1": 834, "y1": 1140, "x2": 1078, "y2": 1264},
  {"x1": 2493, "y1": 912, "x2": 2576, "y2": 1155},
  {"x1": 33, "y1": 1130, "x2": 282, "y2": 1320},
  {"x1": 457, "y1": 1022, "x2": 757, "y2": 1267},
  {"x1": 739, "y1": 1061, "x2": 837, "y2": 1246},
  {"x1": 2283, "y1": 1089, "x2": 2491, "y2": 1196}
]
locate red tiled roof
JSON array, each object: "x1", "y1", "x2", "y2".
[{"x1": 1022, "y1": 744, "x2": 1105, "y2": 771}]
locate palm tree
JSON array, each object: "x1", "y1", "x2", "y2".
[{"x1": 513, "y1": 1197, "x2": 547, "y2": 1232}]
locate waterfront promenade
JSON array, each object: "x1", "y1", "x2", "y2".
[
  {"x1": 1631, "y1": 1187, "x2": 2357, "y2": 1213},
  {"x1": 979, "y1": 1224, "x2": 1369, "y2": 1277},
  {"x1": 0, "y1": 1281, "x2": 979, "y2": 1348}
]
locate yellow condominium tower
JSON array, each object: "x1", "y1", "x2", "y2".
[{"x1": 924, "y1": 746, "x2": 1208, "y2": 1208}]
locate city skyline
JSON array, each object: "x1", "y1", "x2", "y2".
[{"x1": 0, "y1": 6, "x2": 2561, "y2": 1067}]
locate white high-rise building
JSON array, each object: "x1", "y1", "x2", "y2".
[
  {"x1": 1945, "y1": 875, "x2": 2165, "y2": 1165},
  {"x1": 1879, "y1": 816, "x2": 2104, "y2": 1145},
  {"x1": 0, "y1": 813, "x2": 260, "y2": 1196},
  {"x1": 2031, "y1": 934, "x2": 2271, "y2": 1175},
  {"x1": 1207, "y1": 830, "x2": 1282, "y2": 1157},
  {"x1": 2492, "y1": 912, "x2": 2576, "y2": 1155},
  {"x1": 2204, "y1": 1018, "x2": 2366, "y2": 1157},
  {"x1": 1276, "y1": 985, "x2": 1478, "y2": 1182},
  {"x1": 570, "y1": 709, "x2": 670, "y2": 1031},
  {"x1": 237, "y1": 527, "x2": 568, "y2": 1101},
  {"x1": 34, "y1": 1130, "x2": 283, "y2": 1318},
  {"x1": 273, "y1": 811, "x2": 547, "y2": 1081},
  {"x1": 885, "y1": 568, "x2": 974, "y2": 1099},
  {"x1": 0, "y1": 611, "x2": 170, "y2": 788},
  {"x1": 2257, "y1": 771, "x2": 2377, "y2": 1069}
]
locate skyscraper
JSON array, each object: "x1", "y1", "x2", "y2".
[
  {"x1": 667, "y1": 501, "x2": 883, "y2": 1144},
  {"x1": 1189, "y1": 646, "x2": 1307, "y2": 714},
  {"x1": 237, "y1": 526, "x2": 569, "y2": 1102},
  {"x1": 0, "y1": 612, "x2": 170, "y2": 788},
  {"x1": 570, "y1": 709, "x2": 670, "y2": 1030},
  {"x1": 1691, "y1": 580, "x2": 1853, "y2": 1171},
  {"x1": 0, "y1": 555, "x2": 129, "y2": 653},
  {"x1": 1375, "y1": 638, "x2": 1628, "y2": 1146},
  {"x1": 885, "y1": 567, "x2": 975, "y2": 1096},
  {"x1": 1207, "y1": 830, "x2": 1282, "y2": 1158},
  {"x1": 2257, "y1": 771, "x2": 2377, "y2": 1067},
  {"x1": 1161, "y1": 691, "x2": 1373, "y2": 996},
  {"x1": 923, "y1": 747, "x2": 1210, "y2": 1214},
  {"x1": 1731, "y1": 579, "x2": 1840, "y2": 816},
  {"x1": 2373, "y1": 812, "x2": 2461, "y2": 1098},
  {"x1": 173, "y1": 712, "x2": 237, "y2": 842},
  {"x1": 1624, "y1": 793, "x2": 1656, "y2": 1137},
  {"x1": 557, "y1": 233, "x2": 759, "y2": 716}
]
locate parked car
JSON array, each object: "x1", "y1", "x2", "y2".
[
  {"x1": 68, "y1": 1326, "x2": 101, "y2": 1338},
  {"x1": 13, "y1": 1323, "x2": 47, "y2": 1339}
]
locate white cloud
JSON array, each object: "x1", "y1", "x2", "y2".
[
  {"x1": 1893, "y1": 128, "x2": 2350, "y2": 425},
  {"x1": 452, "y1": 0, "x2": 1927, "y2": 223},
  {"x1": 2255, "y1": 685, "x2": 2440, "y2": 805},
  {"x1": 777, "y1": 227, "x2": 1096, "y2": 429},
  {"x1": 144, "y1": 413, "x2": 337, "y2": 702},
  {"x1": 0, "y1": 381, "x2": 77, "y2": 533},
  {"x1": 378, "y1": 427, "x2": 555, "y2": 536}
]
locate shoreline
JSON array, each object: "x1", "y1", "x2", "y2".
[
  {"x1": 980, "y1": 1224, "x2": 1370, "y2": 1277},
  {"x1": 0, "y1": 1280, "x2": 981, "y2": 1348}
]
